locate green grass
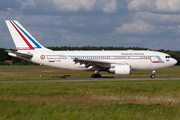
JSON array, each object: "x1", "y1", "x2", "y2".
[
  {"x1": 1, "y1": 100, "x2": 179, "y2": 120},
  {"x1": 0, "y1": 65, "x2": 180, "y2": 119},
  {"x1": 0, "y1": 65, "x2": 54, "y2": 72},
  {"x1": 0, "y1": 65, "x2": 180, "y2": 80},
  {"x1": 1, "y1": 81, "x2": 180, "y2": 119}
]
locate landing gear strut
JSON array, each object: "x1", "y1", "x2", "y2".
[
  {"x1": 91, "y1": 69, "x2": 102, "y2": 78},
  {"x1": 151, "y1": 70, "x2": 155, "y2": 78}
]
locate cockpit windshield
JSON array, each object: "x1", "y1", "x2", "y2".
[{"x1": 165, "y1": 56, "x2": 171, "y2": 58}]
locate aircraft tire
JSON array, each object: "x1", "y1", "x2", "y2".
[
  {"x1": 97, "y1": 74, "x2": 101, "y2": 78},
  {"x1": 91, "y1": 74, "x2": 96, "y2": 78},
  {"x1": 91, "y1": 74, "x2": 102, "y2": 78},
  {"x1": 151, "y1": 74, "x2": 155, "y2": 78}
]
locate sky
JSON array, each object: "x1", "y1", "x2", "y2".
[{"x1": 1, "y1": 0, "x2": 180, "y2": 50}]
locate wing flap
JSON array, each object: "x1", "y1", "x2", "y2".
[
  {"x1": 74, "y1": 58, "x2": 111, "y2": 70},
  {"x1": 73, "y1": 58, "x2": 128, "y2": 70}
]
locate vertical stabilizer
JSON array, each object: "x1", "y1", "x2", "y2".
[{"x1": 5, "y1": 20, "x2": 51, "y2": 51}]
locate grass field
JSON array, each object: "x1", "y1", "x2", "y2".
[
  {"x1": 0, "y1": 65, "x2": 180, "y2": 119},
  {"x1": 1, "y1": 81, "x2": 180, "y2": 119},
  {"x1": 0, "y1": 65, "x2": 180, "y2": 80}
]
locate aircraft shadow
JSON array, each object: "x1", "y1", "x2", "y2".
[{"x1": 102, "y1": 77, "x2": 114, "y2": 78}]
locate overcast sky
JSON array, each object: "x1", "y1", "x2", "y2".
[{"x1": 1, "y1": 0, "x2": 180, "y2": 50}]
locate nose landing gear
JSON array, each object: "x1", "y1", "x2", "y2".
[{"x1": 151, "y1": 70, "x2": 156, "y2": 78}]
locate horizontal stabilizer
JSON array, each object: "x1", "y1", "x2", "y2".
[{"x1": 6, "y1": 50, "x2": 33, "y2": 59}]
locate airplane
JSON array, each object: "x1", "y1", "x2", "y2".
[{"x1": 5, "y1": 20, "x2": 177, "y2": 78}]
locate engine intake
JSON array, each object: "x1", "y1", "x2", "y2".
[{"x1": 108, "y1": 64, "x2": 131, "y2": 75}]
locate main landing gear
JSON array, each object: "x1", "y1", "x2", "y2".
[
  {"x1": 151, "y1": 70, "x2": 155, "y2": 78},
  {"x1": 91, "y1": 69, "x2": 102, "y2": 78},
  {"x1": 91, "y1": 74, "x2": 101, "y2": 78}
]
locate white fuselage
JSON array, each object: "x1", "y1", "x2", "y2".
[
  {"x1": 5, "y1": 20, "x2": 178, "y2": 78},
  {"x1": 27, "y1": 50, "x2": 177, "y2": 71}
]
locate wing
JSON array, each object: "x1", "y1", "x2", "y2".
[
  {"x1": 73, "y1": 58, "x2": 126, "y2": 70},
  {"x1": 6, "y1": 50, "x2": 33, "y2": 59}
]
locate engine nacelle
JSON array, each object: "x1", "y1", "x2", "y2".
[{"x1": 108, "y1": 64, "x2": 131, "y2": 75}]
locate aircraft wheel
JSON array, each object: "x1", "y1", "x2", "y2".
[
  {"x1": 91, "y1": 74, "x2": 101, "y2": 78},
  {"x1": 91, "y1": 74, "x2": 96, "y2": 78},
  {"x1": 151, "y1": 74, "x2": 155, "y2": 78},
  {"x1": 97, "y1": 74, "x2": 101, "y2": 78}
]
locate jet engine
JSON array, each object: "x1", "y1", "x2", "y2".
[{"x1": 108, "y1": 64, "x2": 131, "y2": 75}]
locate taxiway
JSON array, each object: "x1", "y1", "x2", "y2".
[{"x1": 0, "y1": 77, "x2": 180, "y2": 83}]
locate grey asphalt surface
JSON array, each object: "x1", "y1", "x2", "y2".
[{"x1": 0, "y1": 77, "x2": 180, "y2": 83}]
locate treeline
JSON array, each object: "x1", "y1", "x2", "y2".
[
  {"x1": 0, "y1": 46, "x2": 180, "y2": 65},
  {"x1": 0, "y1": 48, "x2": 36, "y2": 65}
]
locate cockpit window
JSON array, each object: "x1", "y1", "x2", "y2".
[{"x1": 165, "y1": 56, "x2": 171, "y2": 58}]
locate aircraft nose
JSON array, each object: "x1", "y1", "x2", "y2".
[{"x1": 171, "y1": 58, "x2": 177, "y2": 66}]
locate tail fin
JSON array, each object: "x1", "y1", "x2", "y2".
[{"x1": 5, "y1": 20, "x2": 51, "y2": 51}]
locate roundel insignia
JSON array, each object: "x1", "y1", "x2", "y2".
[{"x1": 40, "y1": 55, "x2": 45, "y2": 60}]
